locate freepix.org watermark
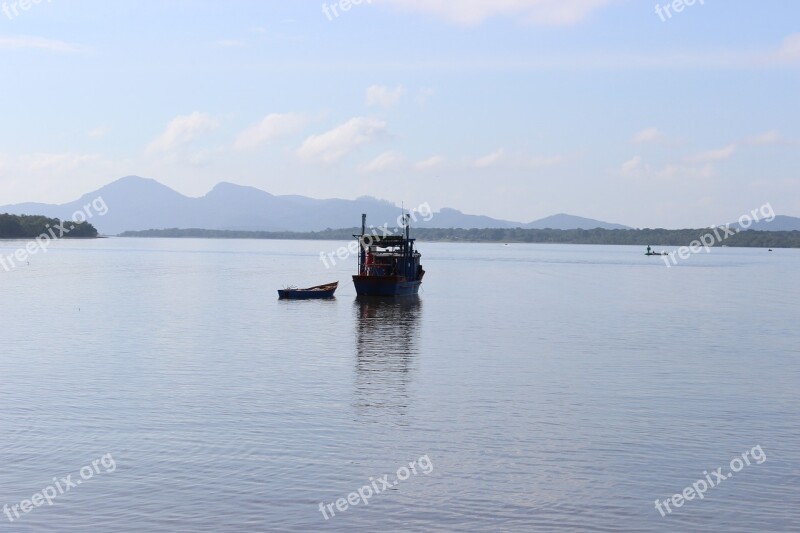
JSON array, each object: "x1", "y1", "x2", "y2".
[
  {"x1": 2, "y1": 0, "x2": 51, "y2": 21},
  {"x1": 662, "y1": 202, "x2": 775, "y2": 267},
  {"x1": 0, "y1": 196, "x2": 108, "y2": 273},
  {"x1": 654, "y1": 445, "x2": 766, "y2": 517},
  {"x1": 319, "y1": 202, "x2": 433, "y2": 269},
  {"x1": 318, "y1": 454, "x2": 433, "y2": 521},
  {"x1": 3, "y1": 453, "x2": 116, "y2": 523},
  {"x1": 655, "y1": 0, "x2": 704, "y2": 22},
  {"x1": 322, "y1": 0, "x2": 371, "y2": 21}
]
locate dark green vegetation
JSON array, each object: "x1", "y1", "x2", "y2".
[
  {"x1": 119, "y1": 227, "x2": 800, "y2": 248},
  {"x1": 0, "y1": 214, "x2": 98, "y2": 239}
]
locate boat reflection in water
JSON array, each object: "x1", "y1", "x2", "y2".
[{"x1": 353, "y1": 296, "x2": 422, "y2": 421}]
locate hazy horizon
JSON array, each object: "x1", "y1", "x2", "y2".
[{"x1": 4, "y1": 174, "x2": 800, "y2": 231}]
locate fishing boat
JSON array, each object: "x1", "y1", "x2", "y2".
[
  {"x1": 352, "y1": 214, "x2": 424, "y2": 297},
  {"x1": 278, "y1": 281, "x2": 338, "y2": 300}
]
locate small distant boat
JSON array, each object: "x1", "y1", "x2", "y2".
[
  {"x1": 278, "y1": 282, "x2": 338, "y2": 300},
  {"x1": 645, "y1": 246, "x2": 667, "y2": 256}
]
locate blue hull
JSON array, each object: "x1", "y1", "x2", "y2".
[
  {"x1": 352, "y1": 276, "x2": 421, "y2": 297},
  {"x1": 278, "y1": 282, "x2": 338, "y2": 300},
  {"x1": 278, "y1": 290, "x2": 336, "y2": 300}
]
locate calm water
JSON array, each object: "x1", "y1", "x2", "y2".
[{"x1": 1, "y1": 238, "x2": 798, "y2": 532}]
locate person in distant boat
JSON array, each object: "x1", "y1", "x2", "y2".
[{"x1": 647, "y1": 245, "x2": 652, "y2": 254}]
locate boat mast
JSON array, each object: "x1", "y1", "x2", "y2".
[
  {"x1": 404, "y1": 213, "x2": 411, "y2": 276},
  {"x1": 359, "y1": 213, "x2": 367, "y2": 275}
]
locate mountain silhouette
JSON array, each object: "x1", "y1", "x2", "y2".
[{"x1": 0, "y1": 176, "x2": 635, "y2": 235}]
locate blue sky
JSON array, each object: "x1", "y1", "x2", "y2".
[{"x1": 1, "y1": 0, "x2": 798, "y2": 227}]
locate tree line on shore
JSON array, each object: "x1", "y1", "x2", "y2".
[
  {"x1": 118, "y1": 226, "x2": 800, "y2": 248},
  {"x1": 0, "y1": 214, "x2": 98, "y2": 239}
]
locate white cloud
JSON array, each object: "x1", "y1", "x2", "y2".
[
  {"x1": 472, "y1": 149, "x2": 563, "y2": 169},
  {"x1": 414, "y1": 155, "x2": 445, "y2": 170},
  {"x1": 658, "y1": 163, "x2": 714, "y2": 180},
  {"x1": 621, "y1": 156, "x2": 644, "y2": 177},
  {"x1": 297, "y1": 117, "x2": 388, "y2": 162},
  {"x1": 359, "y1": 152, "x2": 404, "y2": 174},
  {"x1": 373, "y1": 0, "x2": 615, "y2": 26},
  {"x1": 0, "y1": 152, "x2": 105, "y2": 180},
  {"x1": 0, "y1": 152, "x2": 106, "y2": 180},
  {"x1": 743, "y1": 130, "x2": 800, "y2": 146},
  {"x1": 772, "y1": 33, "x2": 800, "y2": 65},
  {"x1": 366, "y1": 85, "x2": 407, "y2": 107},
  {"x1": 745, "y1": 130, "x2": 782, "y2": 145},
  {"x1": 631, "y1": 127, "x2": 665, "y2": 144},
  {"x1": 24, "y1": 153, "x2": 101, "y2": 173},
  {"x1": 0, "y1": 35, "x2": 85, "y2": 53},
  {"x1": 620, "y1": 155, "x2": 714, "y2": 181},
  {"x1": 146, "y1": 112, "x2": 219, "y2": 155},
  {"x1": 474, "y1": 148, "x2": 506, "y2": 168},
  {"x1": 685, "y1": 145, "x2": 736, "y2": 163},
  {"x1": 522, "y1": 155, "x2": 568, "y2": 168},
  {"x1": 234, "y1": 113, "x2": 309, "y2": 151},
  {"x1": 88, "y1": 126, "x2": 110, "y2": 139}
]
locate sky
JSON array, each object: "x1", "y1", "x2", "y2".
[{"x1": 0, "y1": 0, "x2": 798, "y2": 228}]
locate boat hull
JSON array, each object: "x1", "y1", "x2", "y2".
[
  {"x1": 352, "y1": 275, "x2": 421, "y2": 297},
  {"x1": 278, "y1": 289, "x2": 336, "y2": 300},
  {"x1": 278, "y1": 282, "x2": 338, "y2": 300}
]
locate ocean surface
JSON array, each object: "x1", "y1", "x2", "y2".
[{"x1": 1, "y1": 238, "x2": 798, "y2": 532}]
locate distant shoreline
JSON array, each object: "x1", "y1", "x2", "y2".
[
  {"x1": 0, "y1": 236, "x2": 105, "y2": 241},
  {"x1": 118, "y1": 227, "x2": 800, "y2": 248}
]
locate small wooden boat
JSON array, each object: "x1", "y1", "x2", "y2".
[
  {"x1": 645, "y1": 252, "x2": 668, "y2": 256},
  {"x1": 278, "y1": 281, "x2": 338, "y2": 300}
]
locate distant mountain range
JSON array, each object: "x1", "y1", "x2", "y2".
[
  {"x1": 2, "y1": 176, "x2": 798, "y2": 235},
  {"x1": 731, "y1": 215, "x2": 800, "y2": 232},
  {"x1": 0, "y1": 176, "x2": 633, "y2": 235}
]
